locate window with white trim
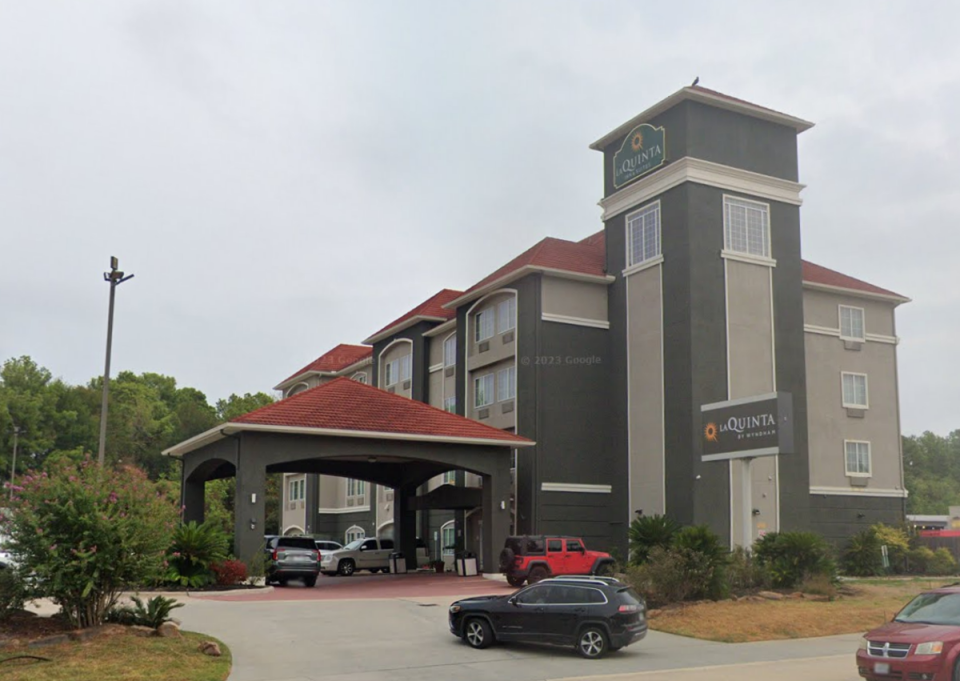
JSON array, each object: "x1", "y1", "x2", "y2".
[
  {"x1": 352, "y1": 372, "x2": 367, "y2": 384},
  {"x1": 475, "y1": 308, "x2": 495, "y2": 342},
  {"x1": 384, "y1": 359, "x2": 398, "y2": 386},
  {"x1": 497, "y1": 297, "x2": 516, "y2": 334},
  {"x1": 845, "y1": 441, "x2": 871, "y2": 476},
  {"x1": 345, "y1": 526, "x2": 366, "y2": 543},
  {"x1": 443, "y1": 395, "x2": 456, "y2": 413},
  {"x1": 724, "y1": 196, "x2": 770, "y2": 258},
  {"x1": 443, "y1": 335, "x2": 457, "y2": 367},
  {"x1": 840, "y1": 306, "x2": 865, "y2": 341},
  {"x1": 346, "y1": 478, "x2": 366, "y2": 500},
  {"x1": 443, "y1": 470, "x2": 456, "y2": 485},
  {"x1": 399, "y1": 354, "x2": 411, "y2": 382},
  {"x1": 497, "y1": 366, "x2": 516, "y2": 401},
  {"x1": 627, "y1": 202, "x2": 661, "y2": 267},
  {"x1": 842, "y1": 372, "x2": 868, "y2": 408},
  {"x1": 288, "y1": 478, "x2": 305, "y2": 502},
  {"x1": 441, "y1": 521, "x2": 455, "y2": 555},
  {"x1": 474, "y1": 373, "x2": 494, "y2": 408}
]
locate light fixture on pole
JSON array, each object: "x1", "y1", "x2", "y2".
[
  {"x1": 8, "y1": 425, "x2": 19, "y2": 501},
  {"x1": 97, "y1": 256, "x2": 134, "y2": 466}
]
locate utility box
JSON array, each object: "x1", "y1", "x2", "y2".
[{"x1": 456, "y1": 552, "x2": 478, "y2": 577}]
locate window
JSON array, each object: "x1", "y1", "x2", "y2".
[
  {"x1": 566, "y1": 539, "x2": 583, "y2": 552},
  {"x1": 443, "y1": 470, "x2": 456, "y2": 485},
  {"x1": 384, "y1": 359, "x2": 398, "y2": 386},
  {"x1": 345, "y1": 526, "x2": 365, "y2": 543},
  {"x1": 380, "y1": 539, "x2": 394, "y2": 550},
  {"x1": 444, "y1": 335, "x2": 457, "y2": 367},
  {"x1": 361, "y1": 538, "x2": 378, "y2": 551},
  {"x1": 497, "y1": 366, "x2": 516, "y2": 402},
  {"x1": 398, "y1": 354, "x2": 411, "y2": 382},
  {"x1": 288, "y1": 478, "x2": 305, "y2": 502},
  {"x1": 627, "y1": 202, "x2": 661, "y2": 267},
  {"x1": 842, "y1": 373, "x2": 869, "y2": 408},
  {"x1": 443, "y1": 395, "x2": 456, "y2": 413},
  {"x1": 845, "y1": 441, "x2": 871, "y2": 476},
  {"x1": 352, "y1": 372, "x2": 367, "y2": 384},
  {"x1": 474, "y1": 373, "x2": 494, "y2": 408},
  {"x1": 441, "y1": 522, "x2": 456, "y2": 555},
  {"x1": 547, "y1": 539, "x2": 563, "y2": 552},
  {"x1": 346, "y1": 478, "x2": 366, "y2": 499},
  {"x1": 724, "y1": 196, "x2": 770, "y2": 258},
  {"x1": 475, "y1": 308, "x2": 495, "y2": 342},
  {"x1": 840, "y1": 306, "x2": 865, "y2": 341},
  {"x1": 497, "y1": 297, "x2": 516, "y2": 334}
]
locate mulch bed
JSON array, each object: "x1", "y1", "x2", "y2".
[{"x1": 0, "y1": 611, "x2": 73, "y2": 643}]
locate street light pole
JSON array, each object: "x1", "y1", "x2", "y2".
[
  {"x1": 8, "y1": 425, "x2": 19, "y2": 501},
  {"x1": 97, "y1": 257, "x2": 134, "y2": 466}
]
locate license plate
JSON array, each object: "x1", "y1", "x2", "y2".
[
  {"x1": 292, "y1": 555, "x2": 310, "y2": 562},
  {"x1": 874, "y1": 662, "x2": 890, "y2": 674}
]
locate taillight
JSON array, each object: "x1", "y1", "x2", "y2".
[
  {"x1": 315, "y1": 550, "x2": 321, "y2": 562},
  {"x1": 618, "y1": 604, "x2": 640, "y2": 613},
  {"x1": 272, "y1": 549, "x2": 279, "y2": 561}
]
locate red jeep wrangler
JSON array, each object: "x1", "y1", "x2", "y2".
[{"x1": 498, "y1": 535, "x2": 615, "y2": 587}]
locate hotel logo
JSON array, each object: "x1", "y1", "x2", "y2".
[{"x1": 613, "y1": 123, "x2": 666, "y2": 188}]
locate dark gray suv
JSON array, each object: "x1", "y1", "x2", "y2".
[{"x1": 265, "y1": 536, "x2": 321, "y2": 587}]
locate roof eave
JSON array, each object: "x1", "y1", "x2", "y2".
[
  {"x1": 422, "y1": 318, "x2": 457, "y2": 338},
  {"x1": 444, "y1": 266, "x2": 614, "y2": 310},
  {"x1": 362, "y1": 315, "x2": 449, "y2": 345},
  {"x1": 161, "y1": 425, "x2": 229, "y2": 458},
  {"x1": 273, "y1": 370, "x2": 334, "y2": 392},
  {"x1": 589, "y1": 86, "x2": 814, "y2": 151},
  {"x1": 802, "y1": 281, "x2": 911, "y2": 305}
]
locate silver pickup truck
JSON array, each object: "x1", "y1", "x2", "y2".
[{"x1": 321, "y1": 537, "x2": 395, "y2": 576}]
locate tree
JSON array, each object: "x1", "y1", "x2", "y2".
[
  {"x1": 215, "y1": 392, "x2": 275, "y2": 422},
  {"x1": 904, "y1": 431, "x2": 960, "y2": 514},
  {"x1": 0, "y1": 356, "x2": 64, "y2": 472}
]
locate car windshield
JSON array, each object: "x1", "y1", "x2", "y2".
[
  {"x1": 343, "y1": 540, "x2": 364, "y2": 551},
  {"x1": 895, "y1": 592, "x2": 960, "y2": 625}
]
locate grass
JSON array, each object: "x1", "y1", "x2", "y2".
[
  {"x1": 648, "y1": 577, "x2": 953, "y2": 643},
  {"x1": 0, "y1": 629, "x2": 231, "y2": 681}
]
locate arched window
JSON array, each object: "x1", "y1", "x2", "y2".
[
  {"x1": 345, "y1": 525, "x2": 366, "y2": 544},
  {"x1": 351, "y1": 372, "x2": 368, "y2": 384},
  {"x1": 440, "y1": 520, "x2": 455, "y2": 556}
]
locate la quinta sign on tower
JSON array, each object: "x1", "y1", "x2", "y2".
[{"x1": 613, "y1": 123, "x2": 666, "y2": 188}]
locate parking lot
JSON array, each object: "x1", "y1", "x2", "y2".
[{"x1": 175, "y1": 572, "x2": 863, "y2": 681}]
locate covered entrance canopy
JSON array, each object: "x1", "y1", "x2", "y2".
[{"x1": 162, "y1": 377, "x2": 534, "y2": 570}]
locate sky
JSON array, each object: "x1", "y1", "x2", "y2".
[{"x1": 0, "y1": 1, "x2": 957, "y2": 436}]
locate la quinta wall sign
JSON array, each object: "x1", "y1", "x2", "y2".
[
  {"x1": 700, "y1": 392, "x2": 794, "y2": 462},
  {"x1": 613, "y1": 123, "x2": 666, "y2": 188}
]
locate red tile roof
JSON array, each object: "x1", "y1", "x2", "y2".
[
  {"x1": 579, "y1": 230, "x2": 605, "y2": 248},
  {"x1": 278, "y1": 344, "x2": 372, "y2": 386},
  {"x1": 802, "y1": 261, "x2": 907, "y2": 300},
  {"x1": 366, "y1": 288, "x2": 462, "y2": 342},
  {"x1": 454, "y1": 237, "x2": 607, "y2": 301},
  {"x1": 233, "y1": 377, "x2": 533, "y2": 445}
]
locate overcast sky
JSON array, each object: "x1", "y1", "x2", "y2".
[{"x1": 1, "y1": 1, "x2": 957, "y2": 436}]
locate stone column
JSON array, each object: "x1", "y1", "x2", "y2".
[
  {"x1": 181, "y1": 477, "x2": 205, "y2": 525},
  {"x1": 233, "y1": 436, "x2": 266, "y2": 567},
  {"x1": 481, "y1": 447, "x2": 513, "y2": 573},
  {"x1": 393, "y1": 482, "x2": 418, "y2": 569}
]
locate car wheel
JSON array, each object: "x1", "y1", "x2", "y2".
[
  {"x1": 577, "y1": 626, "x2": 609, "y2": 659},
  {"x1": 303, "y1": 576, "x2": 317, "y2": 588},
  {"x1": 463, "y1": 618, "x2": 494, "y2": 649},
  {"x1": 506, "y1": 575, "x2": 525, "y2": 588},
  {"x1": 528, "y1": 566, "x2": 548, "y2": 584},
  {"x1": 278, "y1": 577, "x2": 289, "y2": 587},
  {"x1": 498, "y1": 548, "x2": 516, "y2": 572},
  {"x1": 595, "y1": 562, "x2": 616, "y2": 576},
  {"x1": 338, "y1": 560, "x2": 356, "y2": 576}
]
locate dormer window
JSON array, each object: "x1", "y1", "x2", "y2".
[{"x1": 476, "y1": 308, "x2": 495, "y2": 342}]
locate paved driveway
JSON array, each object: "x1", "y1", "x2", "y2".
[{"x1": 175, "y1": 573, "x2": 863, "y2": 681}]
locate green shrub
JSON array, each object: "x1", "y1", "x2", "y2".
[
  {"x1": 622, "y1": 546, "x2": 715, "y2": 608},
  {"x1": 798, "y1": 572, "x2": 838, "y2": 600},
  {"x1": 907, "y1": 546, "x2": 935, "y2": 575},
  {"x1": 673, "y1": 525, "x2": 728, "y2": 599},
  {"x1": 2, "y1": 459, "x2": 178, "y2": 628},
  {"x1": 873, "y1": 524, "x2": 911, "y2": 573},
  {"x1": 628, "y1": 514, "x2": 679, "y2": 565},
  {"x1": 727, "y1": 546, "x2": 770, "y2": 593},
  {"x1": 0, "y1": 569, "x2": 26, "y2": 620},
  {"x1": 842, "y1": 529, "x2": 884, "y2": 577},
  {"x1": 754, "y1": 531, "x2": 835, "y2": 589},
  {"x1": 166, "y1": 521, "x2": 229, "y2": 588},
  {"x1": 106, "y1": 594, "x2": 183, "y2": 628},
  {"x1": 928, "y1": 548, "x2": 958, "y2": 576}
]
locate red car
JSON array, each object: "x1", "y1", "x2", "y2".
[
  {"x1": 498, "y1": 535, "x2": 616, "y2": 587},
  {"x1": 857, "y1": 584, "x2": 960, "y2": 681}
]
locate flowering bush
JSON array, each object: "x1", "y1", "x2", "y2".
[
  {"x1": 211, "y1": 559, "x2": 248, "y2": 586},
  {"x1": 1, "y1": 458, "x2": 178, "y2": 628}
]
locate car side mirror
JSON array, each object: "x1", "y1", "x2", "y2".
[
  {"x1": 359, "y1": 546, "x2": 366, "y2": 551},
  {"x1": 508, "y1": 597, "x2": 518, "y2": 606}
]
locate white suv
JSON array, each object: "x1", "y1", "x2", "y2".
[{"x1": 321, "y1": 537, "x2": 394, "y2": 576}]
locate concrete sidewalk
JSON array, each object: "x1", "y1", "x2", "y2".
[{"x1": 554, "y1": 655, "x2": 856, "y2": 681}]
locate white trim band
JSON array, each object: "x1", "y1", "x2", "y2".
[
  {"x1": 701, "y1": 392, "x2": 778, "y2": 411},
  {"x1": 721, "y1": 250, "x2": 777, "y2": 268},
  {"x1": 428, "y1": 363, "x2": 443, "y2": 373},
  {"x1": 803, "y1": 325, "x2": 899, "y2": 345},
  {"x1": 541, "y1": 482, "x2": 612, "y2": 494},
  {"x1": 622, "y1": 254, "x2": 664, "y2": 278},
  {"x1": 810, "y1": 486, "x2": 908, "y2": 499},
  {"x1": 317, "y1": 506, "x2": 372, "y2": 515},
  {"x1": 599, "y1": 157, "x2": 805, "y2": 221},
  {"x1": 540, "y1": 313, "x2": 611, "y2": 330}
]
